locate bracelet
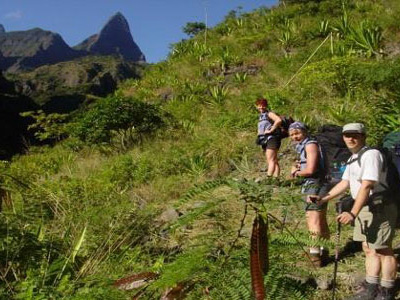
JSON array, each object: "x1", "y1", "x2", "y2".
[{"x1": 349, "y1": 212, "x2": 356, "y2": 220}]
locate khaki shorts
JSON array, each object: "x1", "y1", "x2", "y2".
[{"x1": 353, "y1": 202, "x2": 397, "y2": 249}]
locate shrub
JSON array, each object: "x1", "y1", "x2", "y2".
[{"x1": 70, "y1": 96, "x2": 164, "y2": 144}]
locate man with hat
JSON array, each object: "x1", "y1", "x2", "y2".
[{"x1": 311, "y1": 123, "x2": 397, "y2": 300}]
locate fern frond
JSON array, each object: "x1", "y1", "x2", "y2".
[
  {"x1": 169, "y1": 198, "x2": 226, "y2": 231},
  {"x1": 176, "y1": 178, "x2": 230, "y2": 207}
]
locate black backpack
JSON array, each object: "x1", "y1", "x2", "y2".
[
  {"x1": 279, "y1": 116, "x2": 294, "y2": 138},
  {"x1": 315, "y1": 125, "x2": 352, "y2": 183}
]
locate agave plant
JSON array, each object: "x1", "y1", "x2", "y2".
[
  {"x1": 234, "y1": 72, "x2": 248, "y2": 83},
  {"x1": 278, "y1": 30, "x2": 298, "y2": 55},
  {"x1": 170, "y1": 41, "x2": 191, "y2": 58},
  {"x1": 319, "y1": 20, "x2": 330, "y2": 37},
  {"x1": 190, "y1": 41, "x2": 212, "y2": 62},
  {"x1": 209, "y1": 85, "x2": 230, "y2": 105},
  {"x1": 236, "y1": 18, "x2": 244, "y2": 28},
  {"x1": 333, "y1": 4, "x2": 350, "y2": 39},
  {"x1": 348, "y1": 23, "x2": 384, "y2": 57}
]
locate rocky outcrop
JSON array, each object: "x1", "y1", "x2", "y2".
[
  {"x1": 74, "y1": 12, "x2": 145, "y2": 62},
  {"x1": 0, "y1": 24, "x2": 5, "y2": 35}
]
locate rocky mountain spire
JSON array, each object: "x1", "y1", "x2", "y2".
[
  {"x1": 0, "y1": 24, "x2": 5, "y2": 35},
  {"x1": 74, "y1": 12, "x2": 145, "y2": 62}
]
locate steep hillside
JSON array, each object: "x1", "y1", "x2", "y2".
[
  {"x1": 1, "y1": 1, "x2": 400, "y2": 299},
  {"x1": 8, "y1": 55, "x2": 144, "y2": 108}
]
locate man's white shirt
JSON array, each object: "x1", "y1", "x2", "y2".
[{"x1": 342, "y1": 148, "x2": 387, "y2": 199}]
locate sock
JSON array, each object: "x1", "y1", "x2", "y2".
[
  {"x1": 365, "y1": 275, "x2": 379, "y2": 285},
  {"x1": 381, "y1": 279, "x2": 395, "y2": 289}
]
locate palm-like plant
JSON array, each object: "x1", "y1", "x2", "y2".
[
  {"x1": 348, "y1": 23, "x2": 383, "y2": 57},
  {"x1": 319, "y1": 20, "x2": 330, "y2": 37},
  {"x1": 333, "y1": 3, "x2": 350, "y2": 39},
  {"x1": 209, "y1": 86, "x2": 230, "y2": 105}
]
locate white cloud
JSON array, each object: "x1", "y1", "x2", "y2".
[{"x1": 5, "y1": 10, "x2": 23, "y2": 20}]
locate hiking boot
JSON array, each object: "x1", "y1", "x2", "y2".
[
  {"x1": 346, "y1": 282, "x2": 378, "y2": 300},
  {"x1": 376, "y1": 286, "x2": 395, "y2": 300}
]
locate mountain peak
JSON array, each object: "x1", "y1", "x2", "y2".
[
  {"x1": 100, "y1": 12, "x2": 131, "y2": 38},
  {"x1": 0, "y1": 24, "x2": 5, "y2": 35},
  {"x1": 75, "y1": 12, "x2": 145, "y2": 62}
]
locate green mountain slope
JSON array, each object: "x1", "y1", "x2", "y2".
[
  {"x1": 8, "y1": 55, "x2": 144, "y2": 108},
  {"x1": 1, "y1": 1, "x2": 400, "y2": 299}
]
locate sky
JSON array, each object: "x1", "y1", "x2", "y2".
[{"x1": 0, "y1": 0, "x2": 278, "y2": 63}]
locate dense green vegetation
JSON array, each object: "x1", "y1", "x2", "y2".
[{"x1": 2, "y1": 0, "x2": 400, "y2": 299}]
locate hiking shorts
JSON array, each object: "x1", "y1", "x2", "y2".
[
  {"x1": 262, "y1": 136, "x2": 281, "y2": 150},
  {"x1": 353, "y1": 202, "x2": 397, "y2": 249},
  {"x1": 301, "y1": 179, "x2": 329, "y2": 211}
]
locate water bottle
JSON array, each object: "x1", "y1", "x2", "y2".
[
  {"x1": 339, "y1": 161, "x2": 346, "y2": 175},
  {"x1": 332, "y1": 162, "x2": 340, "y2": 180}
]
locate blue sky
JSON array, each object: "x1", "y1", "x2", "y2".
[{"x1": 0, "y1": 0, "x2": 277, "y2": 63}]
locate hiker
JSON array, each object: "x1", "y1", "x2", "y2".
[
  {"x1": 255, "y1": 98, "x2": 282, "y2": 177},
  {"x1": 311, "y1": 123, "x2": 398, "y2": 300},
  {"x1": 288, "y1": 121, "x2": 330, "y2": 267}
]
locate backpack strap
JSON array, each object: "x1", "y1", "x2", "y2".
[
  {"x1": 347, "y1": 147, "x2": 387, "y2": 172},
  {"x1": 347, "y1": 146, "x2": 390, "y2": 191},
  {"x1": 299, "y1": 138, "x2": 318, "y2": 161},
  {"x1": 299, "y1": 138, "x2": 327, "y2": 179}
]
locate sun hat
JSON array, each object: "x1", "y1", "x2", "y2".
[{"x1": 342, "y1": 123, "x2": 366, "y2": 134}]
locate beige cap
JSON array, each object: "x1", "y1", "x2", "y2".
[{"x1": 342, "y1": 123, "x2": 366, "y2": 134}]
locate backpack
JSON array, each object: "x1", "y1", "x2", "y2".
[
  {"x1": 315, "y1": 125, "x2": 352, "y2": 183},
  {"x1": 383, "y1": 131, "x2": 400, "y2": 176},
  {"x1": 279, "y1": 116, "x2": 294, "y2": 138},
  {"x1": 297, "y1": 137, "x2": 328, "y2": 181}
]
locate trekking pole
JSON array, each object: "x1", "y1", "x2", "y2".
[{"x1": 332, "y1": 202, "x2": 342, "y2": 300}]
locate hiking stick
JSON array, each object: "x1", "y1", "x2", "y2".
[{"x1": 332, "y1": 202, "x2": 342, "y2": 300}]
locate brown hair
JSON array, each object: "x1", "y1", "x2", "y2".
[{"x1": 255, "y1": 98, "x2": 268, "y2": 107}]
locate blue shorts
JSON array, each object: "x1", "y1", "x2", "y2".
[{"x1": 301, "y1": 179, "x2": 329, "y2": 211}]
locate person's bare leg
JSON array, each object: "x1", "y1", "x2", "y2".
[
  {"x1": 306, "y1": 210, "x2": 328, "y2": 266},
  {"x1": 306, "y1": 210, "x2": 329, "y2": 239},
  {"x1": 363, "y1": 243, "x2": 381, "y2": 277},
  {"x1": 273, "y1": 160, "x2": 280, "y2": 177},
  {"x1": 266, "y1": 149, "x2": 279, "y2": 177},
  {"x1": 378, "y1": 248, "x2": 397, "y2": 280}
]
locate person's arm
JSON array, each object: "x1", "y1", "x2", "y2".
[
  {"x1": 337, "y1": 179, "x2": 375, "y2": 224},
  {"x1": 264, "y1": 112, "x2": 282, "y2": 134},
  {"x1": 293, "y1": 143, "x2": 318, "y2": 177},
  {"x1": 307, "y1": 179, "x2": 349, "y2": 203}
]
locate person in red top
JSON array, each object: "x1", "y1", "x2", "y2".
[{"x1": 255, "y1": 98, "x2": 282, "y2": 177}]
